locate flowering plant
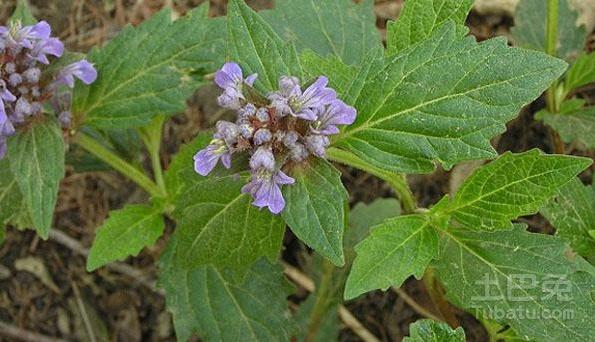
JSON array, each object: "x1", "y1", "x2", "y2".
[{"x1": 1, "y1": 0, "x2": 594, "y2": 341}]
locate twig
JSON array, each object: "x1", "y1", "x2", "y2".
[
  {"x1": 0, "y1": 321, "x2": 67, "y2": 342},
  {"x1": 391, "y1": 287, "x2": 442, "y2": 322},
  {"x1": 48, "y1": 230, "x2": 162, "y2": 294},
  {"x1": 282, "y1": 262, "x2": 381, "y2": 342}
]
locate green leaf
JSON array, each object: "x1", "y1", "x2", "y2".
[
  {"x1": 0, "y1": 159, "x2": 24, "y2": 225},
  {"x1": 345, "y1": 214, "x2": 440, "y2": 299},
  {"x1": 282, "y1": 159, "x2": 348, "y2": 266},
  {"x1": 9, "y1": 0, "x2": 36, "y2": 25},
  {"x1": 263, "y1": 0, "x2": 381, "y2": 65},
  {"x1": 540, "y1": 178, "x2": 595, "y2": 262},
  {"x1": 73, "y1": 5, "x2": 225, "y2": 129},
  {"x1": 227, "y1": 0, "x2": 302, "y2": 93},
  {"x1": 512, "y1": 0, "x2": 586, "y2": 61},
  {"x1": 441, "y1": 149, "x2": 592, "y2": 231},
  {"x1": 565, "y1": 53, "x2": 595, "y2": 91},
  {"x1": 346, "y1": 198, "x2": 401, "y2": 262},
  {"x1": 8, "y1": 118, "x2": 65, "y2": 239},
  {"x1": 387, "y1": 0, "x2": 473, "y2": 55},
  {"x1": 404, "y1": 319, "x2": 466, "y2": 342},
  {"x1": 536, "y1": 106, "x2": 595, "y2": 150},
  {"x1": 164, "y1": 132, "x2": 212, "y2": 203},
  {"x1": 87, "y1": 204, "x2": 165, "y2": 271},
  {"x1": 173, "y1": 147, "x2": 285, "y2": 271},
  {"x1": 434, "y1": 226, "x2": 595, "y2": 341},
  {"x1": 332, "y1": 23, "x2": 567, "y2": 174},
  {"x1": 158, "y1": 238, "x2": 295, "y2": 341}
]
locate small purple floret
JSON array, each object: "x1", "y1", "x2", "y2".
[{"x1": 242, "y1": 169, "x2": 295, "y2": 214}]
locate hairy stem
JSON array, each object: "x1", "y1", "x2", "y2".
[
  {"x1": 327, "y1": 147, "x2": 417, "y2": 213},
  {"x1": 75, "y1": 132, "x2": 165, "y2": 198},
  {"x1": 545, "y1": 0, "x2": 565, "y2": 153},
  {"x1": 139, "y1": 116, "x2": 167, "y2": 195}
]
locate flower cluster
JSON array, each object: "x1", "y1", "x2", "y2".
[
  {"x1": 0, "y1": 20, "x2": 98, "y2": 158},
  {"x1": 194, "y1": 62, "x2": 356, "y2": 214}
]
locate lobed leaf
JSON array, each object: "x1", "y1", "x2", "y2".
[
  {"x1": 441, "y1": 149, "x2": 591, "y2": 231},
  {"x1": 434, "y1": 226, "x2": 595, "y2": 341},
  {"x1": 158, "y1": 238, "x2": 295, "y2": 341},
  {"x1": 331, "y1": 23, "x2": 567, "y2": 173},
  {"x1": 73, "y1": 5, "x2": 225, "y2": 129},
  {"x1": 345, "y1": 214, "x2": 440, "y2": 299},
  {"x1": 8, "y1": 118, "x2": 65, "y2": 239},
  {"x1": 87, "y1": 204, "x2": 165, "y2": 271},
  {"x1": 404, "y1": 319, "x2": 466, "y2": 342},
  {"x1": 387, "y1": 0, "x2": 473, "y2": 55},
  {"x1": 282, "y1": 159, "x2": 348, "y2": 266},
  {"x1": 511, "y1": 0, "x2": 586, "y2": 61},
  {"x1": 263, "y1": 0, "x2": 381, "y2": 65},
  {"x1": 540, "y1": 178, "x2": 595, "y2": 262}
]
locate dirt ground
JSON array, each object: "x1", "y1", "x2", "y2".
[{"x1": 0, "y1": 0, "x2": 593, "y2": 341}]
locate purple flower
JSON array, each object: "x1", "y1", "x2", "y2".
[
  {"x1": 55, "y1": 60, "x2": 97, "y2": 88},
  {"x1": 193, "y1": 140, "x2": 232, "y2": 176},
  {"x1": 269, "y1": 76, "x2": 336, "y2": 120},
  {"x1": 305, "y1": 134, "x2": 330, "y2": 158},
  {"x1": 311, "y1": 100, "x2": 356, "y2": 135},
  {"x1": 214, "y1": 62, "x2": 257, "y2": 110},
  {"x1": 214, "y1": 120, "x2": 240, "y2": 146},
  {"x1": 253, "y1": 128, "x2": 272, "y2": 145},
  {"x1": 242, "y1": 169, "x2": 294, "y2": 214},
  {"x1": 250, "y1": 146, "x2": 275, "y2": 171},
  {"x1": 0, "y1": 81, "x2": 16, "y2": 123},
  {"x1": 13, "y1": 21, "x2": 51, "y2": 49},
  {"x1": 29, "y1": 37, "x2": 64, "y2": 64}
]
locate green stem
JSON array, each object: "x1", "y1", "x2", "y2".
[
  {"x1": 327, "y1": 147, "x2": 417, "y2": 213},
  {"x1": 75, "y1": 132, "x2": 165, "y2": 198},
  {"x1": 305, "y1": 260, "x2": 334, "y2": 342},
  {"x1": 139, "y1": 116, "x2": 167, "y2": 194},
  {"x1": 545, "y1": 0, "x2": 565, "y2": 153}
]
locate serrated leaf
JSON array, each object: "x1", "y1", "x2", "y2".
[
  {"x1": 565, "y1": 52, "x2": 595, "y2": 91},
  {"x1": 512, "y1": 0, "x2": 586, "y2": 61},
  {"x1": 345, "y1": 214, "x2": 440, "y2": 299},
  {"x1": 387, "y1": 0, "x2": 473, "y2": 55},
  {"x1": 263, "y1": 0, "x2": 381, "y2": 65},
  {"x1": 541, "y1": 178, "x2": 595, "y2": 262},
  {"x1": 434, "y1": 227, "x2": 595, "y2": 341},
  {"x1": 536, "y1": 106, "x2": 595, "y2": 150},
  {"x1": 9, "y1": 0, "x2": 37, "y2": 26},
  {"x1": 0, "y1": 159, "x2": 23, "y2": 225},
  {"x1": 282, "y1": 159, "x2": 348, "y2": 266},
  {"x1": 8, "y1": 118, "x2": 65, "y2": 239},
  {"x1": 173, "y1": 144, "x2": 285, "y2": 271},
  {"x1": 227, "y1": 0, "x2": 302, "y2": 93},
  {"x1": 441, "y1": 149, "x2": 591, "y2": 231},
  {"x1": 404, "y1": 319, "x2": 465, "y2": 342},
  {"x1": 158, "y1": 238, "x2": 295, "y2": 341},
  {"x1": 73, "y1": 5, "x2": 225, "y2": 129},
  {"x1": 87, "y1": 204, "x2": 165, "y2": 271},
  {"x1": 331, "y1": 23, "x2": 567, "y2": 174}
]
